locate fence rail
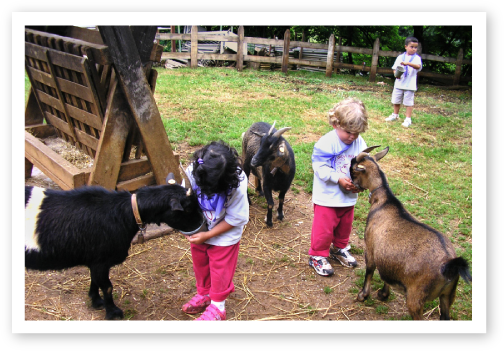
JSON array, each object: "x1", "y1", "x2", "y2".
[{"x1": 157, "y1": 26, "x2": 471, "y2": 85}]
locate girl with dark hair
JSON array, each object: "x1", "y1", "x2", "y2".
[{"x1": 182, "y1": 140, "x2": 249, "y2": 321}]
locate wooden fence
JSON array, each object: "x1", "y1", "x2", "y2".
[{"x1": 157, "y1": 26, "x2": 472, "y2": 86}]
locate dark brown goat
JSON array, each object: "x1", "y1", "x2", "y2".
[
  {"x1": 350, "y1": 146, "x2": 471, "y2": 320},
  {"x1": 242, "y1": 121, "x2": 296, "y2": 227}
]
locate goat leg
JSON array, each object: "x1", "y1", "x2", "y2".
[
  {"x1": 88, "y1": 275, "x2": 104, "y2": 310},
  {"x1": 262, "y1": 183, "x2": 274, "y2": 227},
  {"x1": 377, "y1": 282, "x2": 391, "y2": 301},
  {"x1": 357, "y1": 266, "x2": 375, "y2": 301},
  {"x1": 439, "y1": 277, "x2": 459, "y2": 320},
  {"x1": 277, "y1": 191, "x2": 286, "y2": 221},
  {"x1": 91, "y1": 265, "x2": 124, "y2": 320}
]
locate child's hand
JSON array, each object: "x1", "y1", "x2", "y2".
[
  {"x1": 185, "y1": 232, "x2": 209, "y2": 245},
  {"x1": 339, "y1": 177, "x2": 362, "y2": 193}
]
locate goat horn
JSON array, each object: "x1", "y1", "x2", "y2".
[
  {"x1": 268, "y1": 121, "x2": 277, "y2": 135},
  {"x1": 355, "y1": 152, "x2": 369, "y2": 163},
  {"x1": 166, "y1": 173, "x2": 177, "y2": 185},
  {"x1": 360, "y1": 145, "x2": 381, "y2": 154},
  {"x1": 186, "y1": 187, "x2": 192, "y2": 196},
  {"x1": 272, "y1": 127, "x2": 291, "y2": 138}
]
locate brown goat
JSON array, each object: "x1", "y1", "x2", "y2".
[{"x1": 350, "y1": 146, "x2": 471, "y2": 320}]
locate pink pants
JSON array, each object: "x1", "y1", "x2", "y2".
[
  {"x1": 190, "y1": 241, "x2": 240, "y2": 302},
  {"x1": 309, "y1": 204, "x2": 354, "y2": 257}
]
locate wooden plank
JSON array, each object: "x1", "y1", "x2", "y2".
[
  {"x1": 25, "y1": 89, "x2": 45, "y2": 126},
  {"x1": 25, "y1": 131, "x2": 90, "y2": 189},
  {"x1": 190, "y1": 26, "x2": 198, "y2": 69},
  {"x1": 369, "y1": 38, "x2": 380, "y2": 83},
  {"x1": 282, "y1": 29, "x2": 290, "y2": 74},
  {"x1": 116, "y1": 174, "x2": 156, "y2": 192},
  {"x1": 236, "y1": 26, "x2": 244, "y2": 72},
  {"x1": 25, "y1": 28, "x2": 111, "y2": 65},
  {"x1": 326, "y1": 34, "x2": 335, "y2": 78},
  {"x1": 88, "y1": 78, "x2": 132, "y2": 190},
  {"x1": 245, "y1": 55, "x2": 283, "y2": 64},
  {"x1": 25, "y1": 42, "x2": 86, "y2": 73},
  {"x1": 98, "y1": 26, "x2": 182, "y2": 185},
  {"x1": 453, "y1": 48, "x2": 464, "y2": 85},
  {"x1": 26, "y1": 66, "x2": 94, "y2": 103},
  {"x1": 117, "y1": 158, "x2": 152, "y2": 182},
  {"x1": 25, "y1": 124, "x2": 57, "y2": 139},
  {"x1": 161, "y1": 52, "x2": 192, "y2": 60},
  {"x1": 63, "y1": 103, "x2": 103, "y2": 131}
]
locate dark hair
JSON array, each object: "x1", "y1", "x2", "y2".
[
  {"x1": 191, "y1": 140, "x2": 243, "y2": 196},
  {"x1": 405, "y1": 37, "x2": 419, "y2": 46}
]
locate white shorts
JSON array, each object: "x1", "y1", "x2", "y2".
[{"x1": 391, "y1": 88, "x2": 415, "y2": 106}]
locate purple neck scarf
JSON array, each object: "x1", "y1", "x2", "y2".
[
  {"x1": 193, "y1": 184, "x2": 228, "y2": 222},
  {"x1": 312, "y1": 130, "x2": 353, "y2": 169},
  {"x1": 402, "y1": 52, "x2": 416, "y2": 78}
]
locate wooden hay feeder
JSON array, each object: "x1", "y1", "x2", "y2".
[{"x1": 25, "y1": 26, "x2": 181, "y2": 191}]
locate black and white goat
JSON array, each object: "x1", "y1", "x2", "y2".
[
  {"x1": 25, "y1": 174, "x2": 202, "y2": 320},
  {"x1": 350, "y1": 146, "x2": 472, "y2": 320},
  {"x1": 242, "y1": 121, "x2": 296, "y2": 227}
]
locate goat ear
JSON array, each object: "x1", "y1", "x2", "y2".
[
  {"x1": 354, "y1": 164, "x2": 366, "y2": 172},
  {"x1": 170, "y1": 198, "x2": 184, "y2": 211},
  {"x1": 374, "y1": 147, "x2": 389, "y2": 162},
  {"x1": 251, "y1": 131, "x2": 266, "y2": 137}
]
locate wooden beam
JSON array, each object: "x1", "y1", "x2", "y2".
[
  {"x1": 236, "y1": 26, "x2": 244, "y2": 72},
  {"x1": 326, "y1": 34, "x2": 335, "y2": 78},
  {"x1": 25, "y1": 89, "x2": 44, "y2": 126},
  {"x1": 282, "y1": 29, "x2": 290, "y2": 74},
  {"x1": 453, "y1": 48, "x2": 464, "y2": 86},
  {"x1": 98, "y1": 26, "x2": 182, "y2": 184},
  {"x1": 369, "y1": 38, "x2": 380, "y2": 83},
  {"x1": 191, "y1": 25, "x2": 198, "y2": 69}
]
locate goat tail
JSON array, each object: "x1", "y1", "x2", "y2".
[{"x1": 442, "y1": 257, "x2": 472, "y2": 284}]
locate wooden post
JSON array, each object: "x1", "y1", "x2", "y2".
[
  {"x1": 454, "y1": 48, "x2": 464, "y2": 86},
  {"x1": 299, "y1": 30, "x2": 305, "y2": 63},
  {"x1": 98, "y1": 26, "x2": 182, "y2": 184},
  {"x1": 236, "y1": 26, "x2": 244, "y2": 71},
  {"x1": 326, "y1": 34, "x2": 335, "y2": 78},
  {"x1": 171, "y1": 25, "x2": 176, "y2": 52},
  {"x1": 281, "y1": 29, "x2": 290, "y2": 74},
  {"x1": 335, "y1": 36, "x2": 342, "y2": 74},
  {"x1": 369, "y1": 37, "x2": 380, "y2": 82},
  {"x1": 191, "y1": 25, "x2": 198, "y2": 69}
]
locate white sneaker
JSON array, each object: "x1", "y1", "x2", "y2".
[
  {"x1": 330, "y1": 245, "x2": 357, "y2": 268},
  {"x1": 385, "y1": 114, "x2": 398, "y2": 121},
  {"x1": 401, "y1": 118, "x2": 412, "y2": 127}
]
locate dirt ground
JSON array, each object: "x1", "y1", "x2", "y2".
[{"x1": 24, "y1": 144, "x2": 442, "y2": 322}]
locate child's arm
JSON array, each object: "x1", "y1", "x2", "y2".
[{"x1": 400, "y1": 61, "x2": 421, "y2": 70}]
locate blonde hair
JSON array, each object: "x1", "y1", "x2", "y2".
[{"x1": 327, "y1": 97, "x2": 369, "y2": 133}]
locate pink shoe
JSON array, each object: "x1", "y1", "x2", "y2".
[
  {"x1": 194, "y1": 304, "x2": 226, "y2": 321},
  {"x1": 182, "y1": 294, "x2": 211, "y2": 314}
]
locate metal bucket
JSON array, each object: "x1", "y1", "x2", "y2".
[
  {"x1": 394, "y1": 65, "x2": 405, "y2": 78},
  {"x1": 179, "y1": 215, "x2": 208, "y2": 236}
]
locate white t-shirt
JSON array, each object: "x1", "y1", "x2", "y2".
[
  {"x1": 392, "y1": 53, "x2": 423, "y2": 91},
  {"x1": 311, "y1": 130, "x2": 367, "y2": 207},
  {"x1": 185, "y1": 164, "x2": 249, "y2": 246}
]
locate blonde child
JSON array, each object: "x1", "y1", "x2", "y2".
[
  {"x1": 182, "y1": 140, "x2": 249, "y2": 320},
  {"x1": 309, "y1": 98, "x2": 368, "y2": 276},
  {"x1": 385, "y1": 36, "x2": 423, "y2": 127}
]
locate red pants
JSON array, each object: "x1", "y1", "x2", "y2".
[
  {"x1": 309, "y1": 204, "x2": 354, "y2": 257},
  {"x1": 190, "y1": 242, "x2": 240, "y2": 302}
]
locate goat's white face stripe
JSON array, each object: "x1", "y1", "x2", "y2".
[{"x1": 25, "y1": 187, "x2": 46, "y2": 251}]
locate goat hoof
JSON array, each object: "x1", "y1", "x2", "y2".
[
  {"x1": 91, "y1": 298, "x2": 105, "y2": 310},
  {"x1": 105, "y1": 307, "x2": 124, "y2": 320},
  {"x1": 377, "y1": 290, "x2": 389, "y2": 301},
  {"x1": 357, "y1": 292, "x2": 367, "y2": 302}
]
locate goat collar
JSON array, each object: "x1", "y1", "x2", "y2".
[
  {"x1": 131, "y1": 194, "x2": 147, "y2": 233},
  {"x1": 368, "y1": 184, "x2": 385, "y2": 203}
]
